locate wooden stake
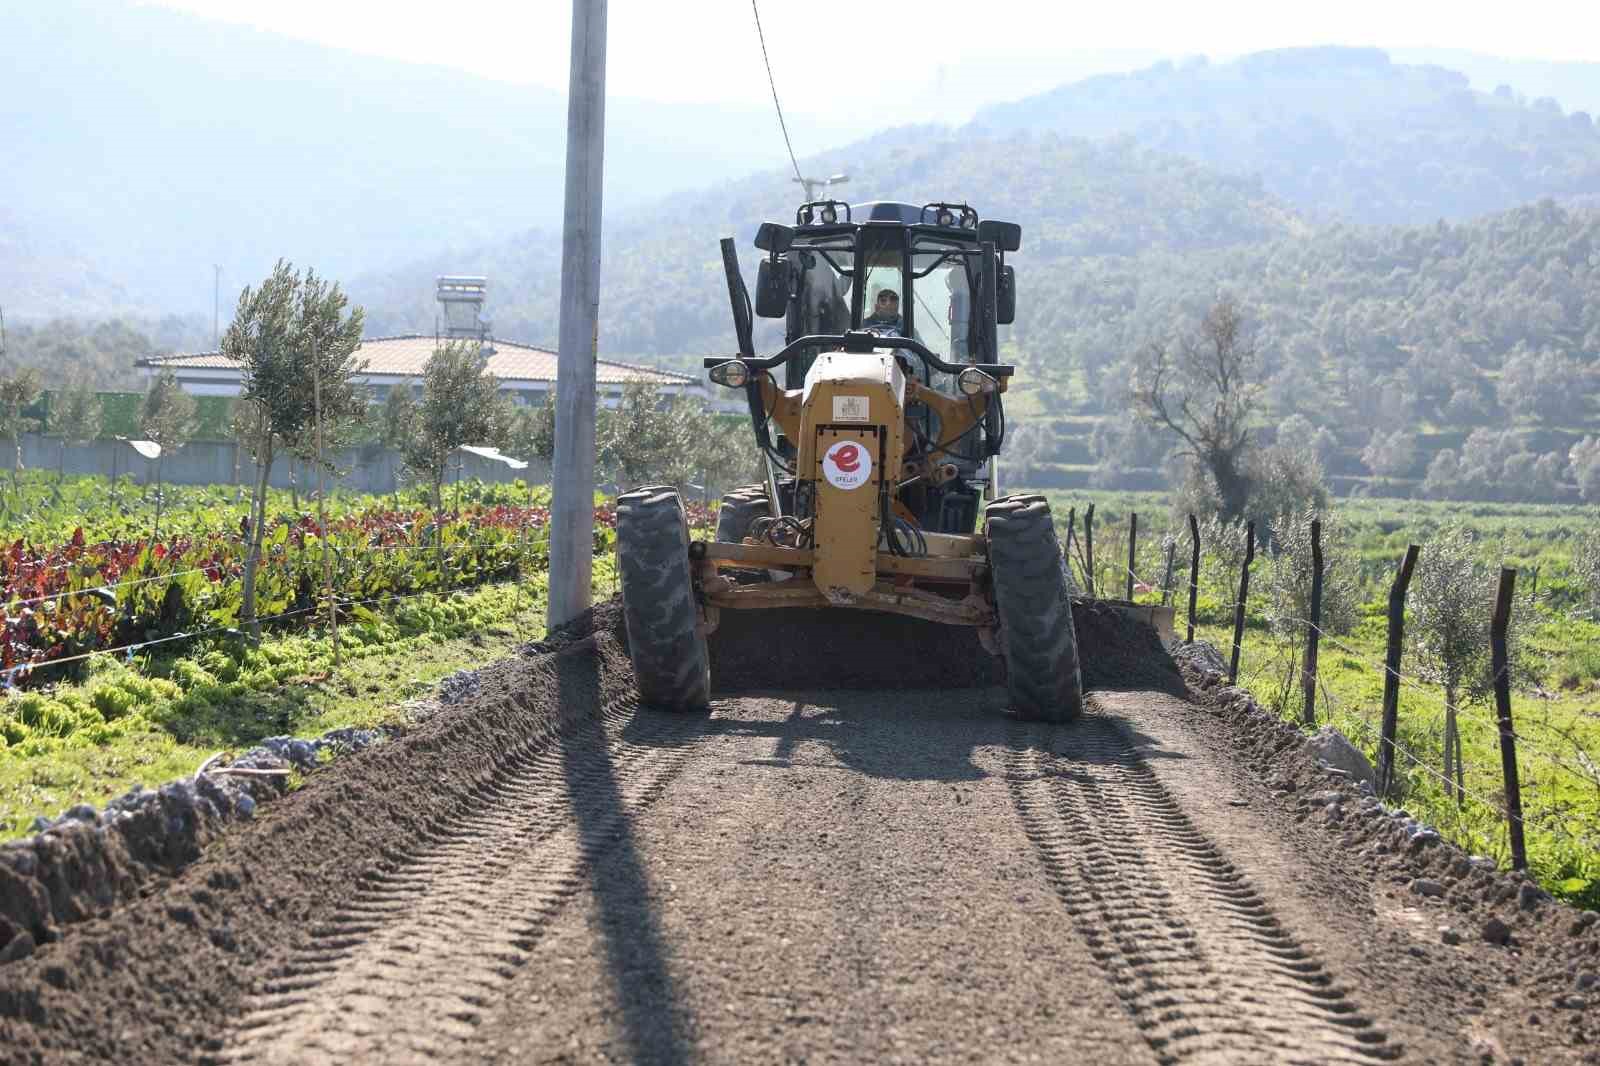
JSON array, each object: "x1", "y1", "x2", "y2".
[
  {"x1": 1301, "y1": 517, "x2": 1323, "y2": 726},
  {"x1": 1490, "y1": 567, "x2": 1527, "y2": 870},
  {"x1": 313, "y1": 335, "x2": 339, "y2": 670},
  {"x1": 1083, "y1": 503, "x2": 1096, "y2": 598},
  {"x1": 1228, "y1": 520, "x2": 1254, "y2": 684},
  {"x1": 1186, "y1": 514, "x2": 1200, "y2": 643},
  {"x1": 1126, "y1": 512, "x2": 1138, "y2": 601},
  {"x1": 1377, "y1": 545, "x2": 1420, "y2": 797}
]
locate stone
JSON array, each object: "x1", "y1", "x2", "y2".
[
  {"x1": 1519, "y1": 882, "x2": 1548, "y2": 909},
  {"x1": 1577, "y1": 973, "x2": 1597, "y2": 991},
  {"x1": 1572, "y1": 912, "x2": 1598, "y2": 937},
  {"x1": 1304, "y1": 726, "x2": 1377, "y2": 790},
  {"x1": 1412, "y1": 878, "x2": 1447, "y2": 898},
  {"x1": 1408, "y1": 830, "x2": 1442, "y2": 851},
  {"x1": 1483, "y1": 916, "x2": 1513, "y2": 946},
  {"x1": 0, "y1": 931, "x2": 36, "y2": 963},
  {"x1": 1440, "y1": 926, "x2": 1462, "y2": 945}
]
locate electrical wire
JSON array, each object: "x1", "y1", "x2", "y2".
[{"x1": 750, "y1": 0, "x2": 804, "y2": 186}]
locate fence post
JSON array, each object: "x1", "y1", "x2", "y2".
[
  {"x1": 1186, "y1": 513, "x2": 1200, "y2": 643},
  {"x1": 1161, "y1": 540, "x2": 1176, "y2": 606},
  {"x1": 1064, "y1": 506, "x2": 1081, "y2": 589},
  {"x1": 1301, "y1": 517, "x2": 1323, "y2": 726},
  {"x1": 1228, "y1": 520, "x2": 1254, "y2": 684},
  {"x1": 1490, "y1": 567, "x2": 1528, "y2": 871},
  {"x1": 1377, "y1": 544, "x2": 1421, "y2": 797},
  {"x1": 1083, "y1": 503, "x2": 1096, "y2": 598},
  {"x1": 1126, "y1": 512, "x2": 1138, "y2": 601}
]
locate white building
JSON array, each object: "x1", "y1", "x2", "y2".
[{"x1": 136, "y1": 334, "x2": 702, "y2": 407}]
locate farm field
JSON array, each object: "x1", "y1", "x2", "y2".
[
  {"x1": 0, "y1": 472, "x2": 643, "y2": 838},
  {"x1": 1033, "y1": 487, "x2": 1600, "y2": 907}
]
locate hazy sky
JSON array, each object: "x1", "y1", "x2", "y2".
[{"x1": 150, "y1": 0, "x2": 1600, "y2": 113}]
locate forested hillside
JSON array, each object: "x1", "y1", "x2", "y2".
[
  {"x1": 354, "y1": 128, "x2": 1300, "y2": 353},
  {"x1": 1012, "y1": 200, "x2": 1600, "y2": 497},
  {"x1": 972, "y1": 48, "x2": 1600, "y2": 225},
  {"x1": 1, "y1": 317, "x2": 211, "y2": 391}
]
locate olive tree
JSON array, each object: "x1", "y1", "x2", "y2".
[
  {"x1": 139, "y1": 369, "x2": 197, "y2": 543},
  {"x1": 1579, "y1": 529, "x2": 1600, "y2": 619},
  {"x1": 51, "y1": 378, "x2": 103, "y2": 484},
  {"x1": 1407, "y1": 525, "x2": 1534, "y2": 805},
  {"x1": 399, "y1": 340, "x2": 502, "y2": 513},
  {"x1": 224, "y1": 260, "x2": 367, "y2": 635},
  {"x1": 0, "y1": 367, "x2": 41, "y2": 500},
  {"x1": 379, "y1": 382, "x2": 415, "y2": 506},
  {"x1": 1262, "y1": 508, "x2": 1359, "y2": 719}
]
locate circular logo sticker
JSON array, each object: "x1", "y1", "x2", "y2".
[{"x1": 822, "y1": 440, "x2": 873, "y2": 490}]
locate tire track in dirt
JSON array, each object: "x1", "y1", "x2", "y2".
[
  {"x1": 205, "y1": 703, "x2": 705, "y2": 1065},
  {"x1": 1009, "y1": 714, "x2": 1400, "y2": 1065}
]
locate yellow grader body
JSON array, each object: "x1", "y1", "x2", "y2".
[{"x1": 614, "y1": 200, "x2": 1169, "y2": 722}]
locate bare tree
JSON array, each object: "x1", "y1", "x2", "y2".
[{"x1": 1131, "y1": 296, "x2": 1263, "y2": 520}]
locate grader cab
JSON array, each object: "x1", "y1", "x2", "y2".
[{"x1": 615, "y1": 200, "x2": 1126, "y2": 721}]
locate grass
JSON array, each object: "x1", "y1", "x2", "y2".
[
  {"x1": 0, "y1": 553, "x2": 621, "y2": 841},
  {"x1": 1013, "y1": 487, "x2": 1600, "y2": 906}
]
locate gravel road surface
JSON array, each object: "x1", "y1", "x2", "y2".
[{"x1": 1, "y1": 611, "x2": 1592, "y2": 1064}]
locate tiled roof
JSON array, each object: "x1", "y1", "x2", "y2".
[{"x1": 138, "y1": 335, "x2": 697, "y2": 386}]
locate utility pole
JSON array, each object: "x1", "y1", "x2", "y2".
[
  {"x1": 794, "y1": 172, "x2": 848, "y2": 202},
  {"x1": 548, "y1": 0, "x2": 607, "y2": 629}
]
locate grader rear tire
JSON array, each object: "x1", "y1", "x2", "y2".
[
  {"x1": 715, "y1": 485, "x2": 771, "y2": 543},
  {"x1": 984, "y1": 493, "x2": 1084, "y2": 722},
  {"x1": 616, "y1": 486, "x2": 710, "y2": 711}
]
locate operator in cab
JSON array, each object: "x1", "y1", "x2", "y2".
[{"x1": 863, "y1": 287, "x2": 903, "y2": 335}]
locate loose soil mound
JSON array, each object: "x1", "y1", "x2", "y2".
[
  {"x1": 0, "y1": 603, "x2": 636, "y2": 1065},
  {"x1": 1177, "y1": 651, "x2": 1599, "y2": 1062},
  {"x1": 709, "y1": 598, "x2": 1183, "y2": 696}
]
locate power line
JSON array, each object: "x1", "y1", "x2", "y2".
[{"x1": 750, "y1": 0, "x2": 803, "y2": 186}]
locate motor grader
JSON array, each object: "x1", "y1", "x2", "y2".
[{"x1": 615, "y1": 200, "x2": 1107, "y2": 721}]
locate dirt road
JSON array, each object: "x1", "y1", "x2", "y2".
[{"x1": 1, "y1": 615, "x2": 1593, "y2": 1064}]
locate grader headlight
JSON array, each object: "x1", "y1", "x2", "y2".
[
  {"x1": 708, "y1": 359, "x2": 750, "y2": 389},
  {"x1": 957, "y1": 367, "x2": 998, "y2": 397}
]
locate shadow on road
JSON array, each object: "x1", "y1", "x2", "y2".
[
  {"x1": 558, "y1": 655, "x2": 698, "y2": 1066},
  {"x1": 674, "y1": 687, "x2": 1187, "y2": 784}
]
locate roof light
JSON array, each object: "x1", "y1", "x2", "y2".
[
  {"x1": 820, "y1": 204, "x2": 837, "y2": 224},
  {"x1": 937, "y1": 208, "x2": 955, "y2": 227}
]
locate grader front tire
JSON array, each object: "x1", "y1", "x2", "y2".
[
  {"x1": 984, "y1": 493, "x2": 1085, "y2": 723},
  {"x1": 616, "y1": 486, "x2": 711, "y2": 711}
]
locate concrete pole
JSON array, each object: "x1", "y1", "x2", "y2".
[{"x1": 547, "y1": 0, "x2": 607, "y2": 629}]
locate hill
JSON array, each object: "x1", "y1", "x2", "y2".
[
  {"x1": 352, "y1": 127, "x2": 1302, "y2": 356},
  {"x1": 971, "y1": 47, "x2": 1600, "y2": 225},
  {"x1": 0, "y1": 0, "x2": 860, "y2": 318}
]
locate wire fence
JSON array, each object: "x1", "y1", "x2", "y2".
[{"x1": 1067, "y1": 506, "x2": 1600, "y2": 888}]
